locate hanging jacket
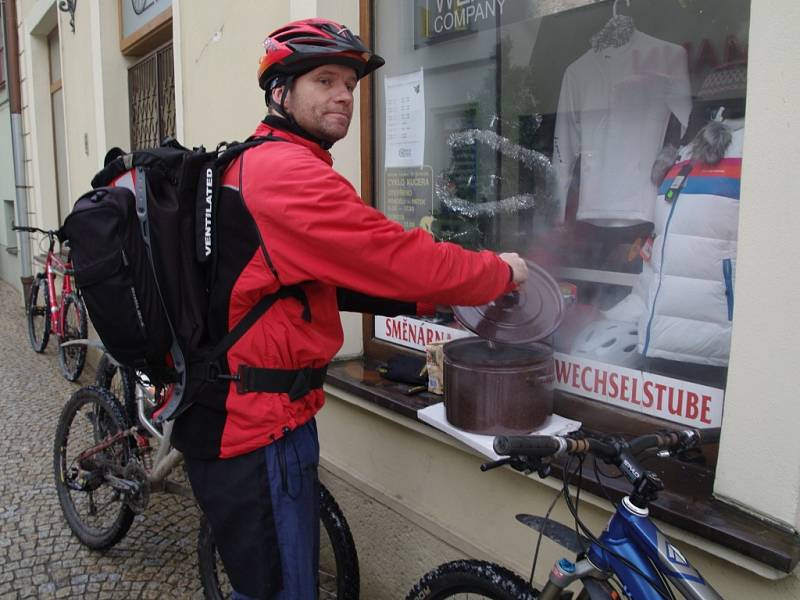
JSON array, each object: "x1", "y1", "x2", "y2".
[
  {"x1": 639, "y1": 120, "x2": 744, "y2": 367},
  {"x1": 173, "y1": 118, "x2": 513, "y2": 459}
]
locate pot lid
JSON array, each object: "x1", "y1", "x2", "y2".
[{"x1": 453, "y1": 260, "x2": 565, "y2": 345}]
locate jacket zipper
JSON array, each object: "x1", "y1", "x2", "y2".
[
  {"x1": 723, "y1": 258, "x2": 734, "y2": 321},
  {"x1": 642, "y1": 178, "x2": 686, "y2": 356}
]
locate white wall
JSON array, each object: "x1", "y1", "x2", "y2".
[
  {"x1": 21, "y1": 0, "x2": 59, "y2": 234},
  {"x1": 58, "y1": 0, "x2": 96, "y2": 205},
  {"x1": 176, "y1": 0, "x2": 290, "y2": 146},
  {"x1": 713, "y1": 0, "x2": 800, "y2": 530},
  {"x1": 94, "y1": 0, "x2": 134, "y2": 156}
]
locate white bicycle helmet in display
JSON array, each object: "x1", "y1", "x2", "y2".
[{"x1": 570, "y1": 319, "x2": 641, "y2": 368}]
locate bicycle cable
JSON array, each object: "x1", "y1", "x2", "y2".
[
  {"x1": 561, "y1": 470, "x2": 674, "y2": 600},
  {"x1": 527, "y1": 477, "x2": 564, "y2": 588},
  {"x1": 568, "y1": 455, "x2": 585, "y2": 554},
  {"x1": 593, "y1": 458, "x2": 619, "y2": 509}
]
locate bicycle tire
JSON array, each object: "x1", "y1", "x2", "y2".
[
  {"x1": 54, "y1": 386, "x2": 136, "y2": 549},
  {"x1": 197, "y1": 482, "x2": 360, "y2": 599},
  {"x1": 406, "y1": 560, "x2": 538, "y2": 600},
  {"x1": 95, "y1": 354, "x2": 138, "y2": 427},
  {"x1": 58, "y1": 292, "x2": 88, "y2": 381},
  {"x1": 27, "y1": 275, "x2": 50, "y2": 352}
]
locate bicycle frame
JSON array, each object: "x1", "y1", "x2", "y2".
[
  {"x1": 538, "y1": 495, "x2": 723, "y2": 600},
  {"x1": 42, "y1": 237, "x2": 74, "y2": 337},
  {"x1": 129, "y1": 375, "x2": 189, "y2": 497},
  {"x1": 72, "y1": 351, "x2": 190, "y2": 500}
]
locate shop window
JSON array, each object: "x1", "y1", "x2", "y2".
[
  {"x1": 128, "y1": 44, "x2": 175, "y2": 150},
  {"x1": 368, "y1": 0, "x2": 750, "y2": 432}
]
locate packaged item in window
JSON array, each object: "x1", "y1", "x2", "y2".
[
  {"x1": 377, "y1": 355, "x2": 427, "y2": 386},
  {"x1": 425, "y1": 341, "x2": 446, "y2": 395},
  {"x1": 559, "y1": 282, "x2": 578, "y2": 307}
]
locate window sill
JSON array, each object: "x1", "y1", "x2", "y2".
[{"x1": 326, "y1": 357, "x2": 800, "y2": 575}]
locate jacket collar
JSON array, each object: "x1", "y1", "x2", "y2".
[{"x1": 256, "y1": 117, "x2": 333, "y2": 165}]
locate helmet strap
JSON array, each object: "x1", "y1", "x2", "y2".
[{"x1": 264, "y1": 73, "x2": 334, "y2": 150}]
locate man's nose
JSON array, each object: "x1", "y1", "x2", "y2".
[{"x1": 333, "y1": 84, "x2": 354, "y2": 105}]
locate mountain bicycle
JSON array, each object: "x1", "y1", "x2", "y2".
[
  {"x1": 406, "y1": 427, "x2": 723, "y2": 599},
  {"x1": 13, "y1": 225, "x2": 87, "y2": 381},
  {"x1": 54, "y1": 353, "x2": 360, "y2": 599}
]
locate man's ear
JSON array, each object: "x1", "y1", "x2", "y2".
[{"x1": 270, "y1": 85, "x2": 286, "y2": 107}]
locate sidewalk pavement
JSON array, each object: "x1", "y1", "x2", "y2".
[{"x1": 0, "y1": 280, "x2": 205, "y2": 599}]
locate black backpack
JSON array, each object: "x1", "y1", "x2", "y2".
[{"x1": 61, "y1": 137, "x2": 284, "y2": 421}]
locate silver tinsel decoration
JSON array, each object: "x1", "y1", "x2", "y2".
[
  {"x1": 436, "y1": 183, "x2": 537, "y2": 218},
  {"x1": 447, "y1": 129, "x2": 552, "y2": 176}
]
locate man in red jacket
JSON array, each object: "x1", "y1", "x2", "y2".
[{"x1": 174, "y1": 18, "x2": 527, "y2": 600}]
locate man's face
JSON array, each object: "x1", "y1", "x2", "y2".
[{"x1": 276, "y1": 64, "x2": 358, "y2": 144}]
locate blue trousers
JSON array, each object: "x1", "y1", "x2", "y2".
[{"x1": 186, "y1": 420, "x2": 321, "y2": 600}]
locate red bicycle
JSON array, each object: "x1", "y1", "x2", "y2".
[{"x1": 13, "y1": 225, "x2": 88, "y2": 381}]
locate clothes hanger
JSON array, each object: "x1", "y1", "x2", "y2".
[
  {"x1": 591, "y1": 0, "x2": 635, "y2": 52},
  {"x1": 612, "y1": 0, "x2": 631, "y2": 18}
]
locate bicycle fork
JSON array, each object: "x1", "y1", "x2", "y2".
[{"x1": 539, "y1": 557, "x2": 616, "y2": 600}]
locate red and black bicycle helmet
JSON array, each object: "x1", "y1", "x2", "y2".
[{"x1": 257, "y1": 18, "x2": 384, "y2": 90}]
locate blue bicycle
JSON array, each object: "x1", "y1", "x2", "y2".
[{"x1": 406, "y1": 428, "x2": 722, "y2": 599}]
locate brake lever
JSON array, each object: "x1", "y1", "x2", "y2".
[
  {"x1": 480, "y1": 456, "x2": 551, "y2": 478},
  {"x1": 674, "y1": 447, "x2": 707, "y2": 465},
  {"x1": 481, "y1": 458, "x2": 511, "y2": 472}
]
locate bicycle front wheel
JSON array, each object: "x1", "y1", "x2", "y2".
[
  {"x1": 27, "y1": 275, "x2": 50, "y2": 352},
  {"x1": 197, "y1": 482, "x2": 360, "y2": 599},
  {"x1": 53, "y1": 386, "x2": 135, "y2": 549},
  {"x1": 58, "y1": 292, "x2": 88, "y2": 381},
  {"x1": 406, "y1": 560, "x2": 538, "y2": 600},
  {"x1": 95, "y1": 353, "x2": 137, "y2": 426}
]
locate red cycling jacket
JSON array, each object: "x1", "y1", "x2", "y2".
[{"x1": 173, "y1": 119, "x2": 513, "y2": 459}]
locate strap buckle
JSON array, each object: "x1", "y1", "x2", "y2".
[
  {"x1": 288, "y1": 367, "x2": 313, "y2": 401},
  {"x1": 235, "y1": 365, "x2": 326, "y2": 400},
  {"x1": 203, "y1": 361, "x2": 240, "y2": 384}
]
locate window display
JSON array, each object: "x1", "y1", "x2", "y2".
[{"x1": 372, "y1": 0, "x2": 750, "y2": 427}]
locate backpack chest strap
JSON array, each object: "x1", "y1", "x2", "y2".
[
  {"x1": 236, "y1": 364, "x2": 328, "y2": 400},
  {"x1": 200, "y1": 362, "x2": 327, "y2": 401}
]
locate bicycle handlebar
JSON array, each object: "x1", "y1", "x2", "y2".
[
  {"x1": 493, "y1": 427, "x2": 721, "y2": 462},
  {"x1": 12, "y1": 225, "x2": 60, "y2": 238}
]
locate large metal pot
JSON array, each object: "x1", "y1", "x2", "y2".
[{"x1": 443, "y1": 337, "x2": 554, "y2": 435}]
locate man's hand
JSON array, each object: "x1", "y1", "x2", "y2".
[{"x1": 499, "y1": 252, "x2": 528, "y2": 284}]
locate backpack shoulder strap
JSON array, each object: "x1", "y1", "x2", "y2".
[
  {"x1": 215, "y1": 134, "x2": 286, "y2": 169},
  {"x1": 208, "y1": 286, "x2": 310, "y2": 364}
]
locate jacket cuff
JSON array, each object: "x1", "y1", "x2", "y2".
[{"x1": 502, "y1": 264, "x2": 517, "y2": 294}]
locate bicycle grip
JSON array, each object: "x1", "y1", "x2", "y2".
[
  {"x1": 493, "y1": 435, "x2": 561, "y2": 457},
  {"x1": 696, "y1": 427, "x2": 721, "y2": 445}
]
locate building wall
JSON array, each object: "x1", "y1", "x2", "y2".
[
  {"x1": 319, "y1": 389, "x2": 800, "y2": 598},
  {"x1": 713, "y1": 0, "x2": 800, "y2": 529},
  {"x1": 0, "y1": 80, "x2": 21, "y2": 288},
  {"x1": 176, "y1": 0, "x2": 290, "y2": 147},
  {"x1": 18, "y1": 0, "x2": 58, "y2": 241},
  {"x1": 8, "y1": 0, "x2": 799, "y2": 594},
  {"x1": 93, "y1": 0, "x2": 134, "y2": 156}
]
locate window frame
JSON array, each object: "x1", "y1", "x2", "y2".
[{"x1": 0, "y1": 23, "x2": 6, "y2": 91}]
